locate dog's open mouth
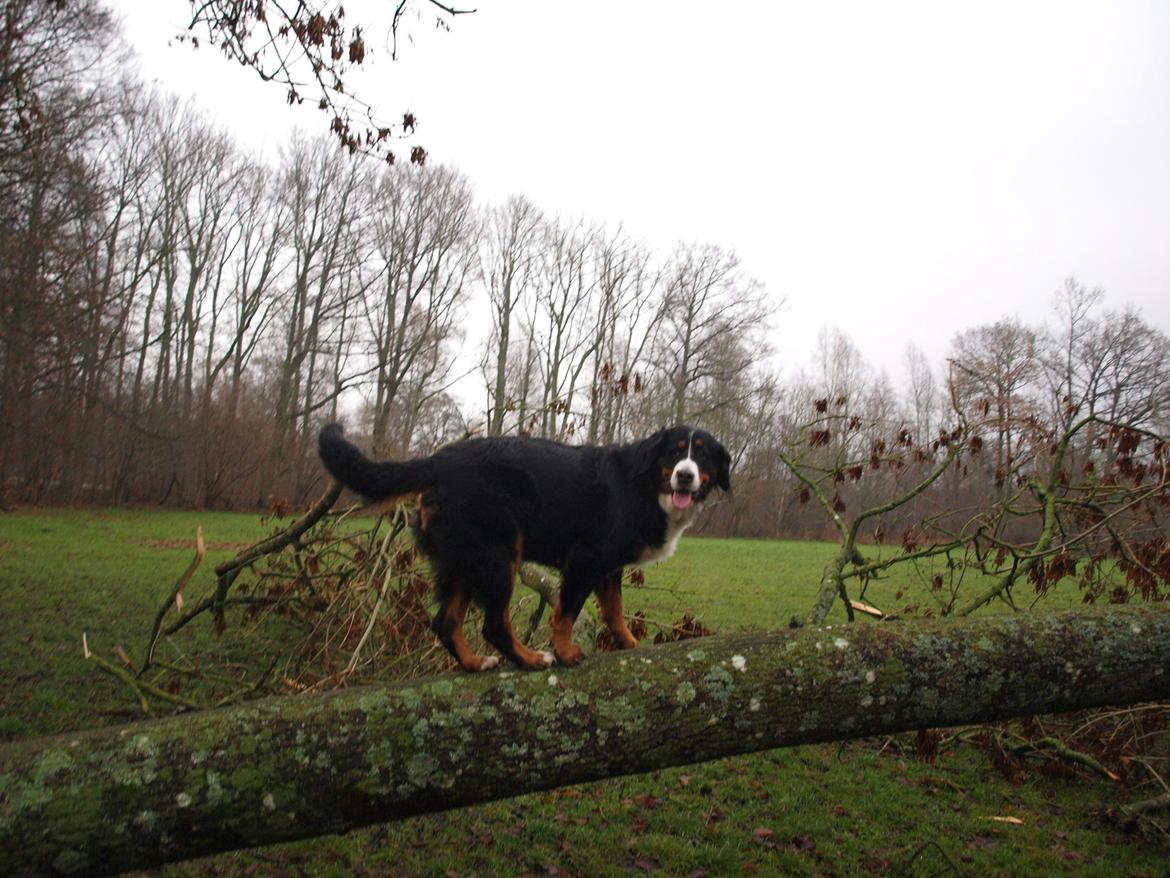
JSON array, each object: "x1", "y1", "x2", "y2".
[{"x1": 671, "y1": 490, "x2": 695, "y2": 510}]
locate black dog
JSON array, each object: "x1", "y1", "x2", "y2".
[{"x1": 318, "y1": 424, "x2": 730, "y2": 671}]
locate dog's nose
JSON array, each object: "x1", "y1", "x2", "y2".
[{"x1": 675, "y1": 469, "x2": 694, "y2": 487}]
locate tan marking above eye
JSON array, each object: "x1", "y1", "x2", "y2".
[
  {"x1": 694, "y1": 437, "x2": 705, "y2": 447},
  {"x1": 677, "y1": 439, "x2": 687, "y2": 449}
]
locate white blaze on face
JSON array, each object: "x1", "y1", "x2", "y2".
[
  {"x1": 669, "y1": 431, "x2": 700, "y2": 509},
  {"x1": 644, "y1": 432, "x2": 702, "y2": 565}
]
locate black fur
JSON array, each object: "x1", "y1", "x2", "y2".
[{"x1": 318, "y1": 424, "x2": 731, "y2": 670}]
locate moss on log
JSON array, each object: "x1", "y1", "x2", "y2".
[{"x1": 4, "y1": 604, "x2": 1170, "y2": 876}]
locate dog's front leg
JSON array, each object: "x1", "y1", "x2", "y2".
[
  {"x1": 551, "y1": 564, "x2": 595, "y2": 666},
  {"x1": 595, "y1": 570, "x2": 638, "y2": 649}
]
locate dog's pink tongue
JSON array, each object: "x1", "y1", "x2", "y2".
[{"x1": 672, "y1": 491, "x2": 693, "y2": 510}]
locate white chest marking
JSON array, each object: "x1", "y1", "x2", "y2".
[{"x1": 637, "y1": 493, "x2": 700, "y2": 565}]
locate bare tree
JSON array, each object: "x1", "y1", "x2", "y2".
[
  {"x1": 655, "y1": 242, "x2": 775, "y2": 425},
  {"x1": 0, "y1": 0, "x2": 121, "y2": 501},
  {"x1": 266, "y1": 133, "x2": 367, "y2": 497},
  {"x1": 949, "y1": 317, "x2": 1040, "y2": 485},
  {"x1": 1044, "y1": 279, "x2": 1169, "y2": 432},
  {"x1": 219, "y1": 161, "x2": 290, "y2": 424},
  {"x1": 526, "y1": 217, "x2": 599, "y2": 439},
  {"x1": 903, "y1": 341, "x2": 939, "y2": 443},
  {"x1": 478, "y1": 195, "x2": 543, "y2": 437},
  {"x1": 585, "y1": 228, "x2": 664, "y2": 444},
  {"x1": 361, "y1": 164, "x2": 475, "y2": 453}
]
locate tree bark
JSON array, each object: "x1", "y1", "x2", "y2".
[{"x1": 4, "y1": 604, "x2": 1170, "y2": 877}]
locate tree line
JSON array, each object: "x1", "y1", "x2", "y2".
[{"x1": 2, "y1": 1, "x2": 1168, "y2": 555}]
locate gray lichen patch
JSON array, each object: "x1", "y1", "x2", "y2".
[{"x1": 703, "y1": 665, "x2": 736, "y2": 701}]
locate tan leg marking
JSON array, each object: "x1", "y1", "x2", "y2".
[
  {"x1": 499, "y1": 608, "x2": 555, "y2": 670},
  {"x1": 497, "y1": 535, "x2": 553, "y2": 670},
  {"x1": 551, "y1": 599, "x2": 586, "y2": 667},
  {"x1": 443, "y1": 591, "x2": 498, "y2": 672},
  {"x1": 596, "y1": 578, "x2": 639, "y2": 649}
]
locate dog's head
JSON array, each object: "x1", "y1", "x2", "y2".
[{"x1": 634, "y1": 425, "x2": 731, "y2": 511}]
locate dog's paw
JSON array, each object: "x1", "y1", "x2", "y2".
[
  {"x1": 536, "y1": 650, "x2": 555, "y2": 668},
  {"x1": 475, "y1": 655, "x2": 500, "y2": 672},
  {"x1": 554, "y1": 645, "x2": 586, "y2": 667}
]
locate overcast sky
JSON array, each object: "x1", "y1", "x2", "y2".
[{"x1": 112, "y1": 0, "x2": 1170, "y2": 391}]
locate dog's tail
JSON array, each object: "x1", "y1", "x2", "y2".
[{"x1": 318, "y1": 424, "x2": 435, "y2": 501}]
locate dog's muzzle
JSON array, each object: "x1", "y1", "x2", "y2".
[{"x1": 669, "y1": 460, "x2": 700, "y2": 509}]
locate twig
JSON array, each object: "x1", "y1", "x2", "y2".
[
  {"x1": 1000, "y1": 732, "x2": 1121, "y2": 781},
  {"x1": 524, "y1": 593, "x2": 549, "y2": 645},
  {"x1": 1111, "y1": 792, "x2": 1170, "y2": 839},
  {"x1": 86, "y1": 635, "x2": 150, "y2": 715},
  {"x1": 519, "y1": 563, "x2": 558, "y2": 644},
  {"x1": 1123, "y1": 792, "x2": 1170, "y2": 816},
  {"x1": 212, "y1": 481, "x2": 344, "y2": 624},
  {"x1": 213, "y1": 658, "x2": 280, "y2": 707},
  {"x1": 849, "y1": 599, "x2": 885, "y2": 619},
  {"x1": 86, "y1": 635, "x2": 205, "y2": 713},
  {"x1": 341, "y1": 512, "x2": 404, "y2": 678},
  {"x1": 141, "y1": 526, "x2": 206, "y2": 673}
]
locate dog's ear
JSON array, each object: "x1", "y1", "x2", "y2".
[
  {"x1": 631, "y1": 429, "x2": 669, "y2": 480},
  {"x1": 714, "y1": 440, "x2": 732, "y2": 492}
]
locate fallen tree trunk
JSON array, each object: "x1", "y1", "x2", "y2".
[{"x1": 4, "y1": 604, "x2": 1170, "y2": 876}]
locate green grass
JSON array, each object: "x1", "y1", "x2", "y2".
[
  {"x1": 633, "y1": 534, "x2": 1089, "y2": 632},
  {"x1": 0, "y1": 508, "x2": 285, "y2": 739},
  {"x1": 0, "y1": 508, "x2": 1163, "y2": 877}
]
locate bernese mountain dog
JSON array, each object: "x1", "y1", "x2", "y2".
[{"x1": 317, "y1": 424, "x2": 731, "y2": 671}]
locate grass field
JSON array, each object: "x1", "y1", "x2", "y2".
[{"x1": 1, "y1": 507, "x2": 1164, "y2": 877}]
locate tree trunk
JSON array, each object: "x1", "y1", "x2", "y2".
[{"x1": 4, "y1": 604, "x2": 1170, "y2": 877}]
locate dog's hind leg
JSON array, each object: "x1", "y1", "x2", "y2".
[
  {"x1": 479, "y1": 547, "x2": 554, "y2": 671},
  {"x1": 595, "y1": 571, "x2": 639, "y2": 649},
  {"x1": 431, "y1": 575, "x2": 499, "y2": 672}
]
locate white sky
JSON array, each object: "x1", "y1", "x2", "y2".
[{"x1": 112, "y1": 0, "x2": 1170, "y2": 391}]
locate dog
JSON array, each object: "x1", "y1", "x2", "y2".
[{"x1": 317, "y1": 424, "x2": 731, "y2": 671}]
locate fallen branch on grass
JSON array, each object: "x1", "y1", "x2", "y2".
[
  {"x1": 144, "y1": 481, "x2": 344, "y2": 648},
  {"x1": 141, "y1": 526, "x2": 206, "y2": 671},
  {"x1": 997, "y1": 731, "x2": 1122, "y2": 782},
  {"x1": 1109, "y1": 792, "x2": 1170, "y2": 839},
  {"x1": 5, "y1": 604, "x2": 1170, "y2": 877}
]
